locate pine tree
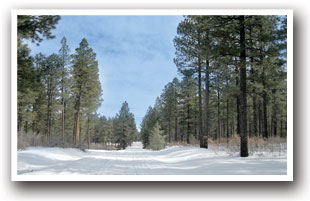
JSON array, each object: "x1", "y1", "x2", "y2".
[
  {"x1": 71, "y1": 38, "x2": 102, "y2": 146},
  {"x1": 17, "y1": 15, "x2": 60, "y2": 137},
  {"x1": 174, "y1": 16, "x2": 205, "y2": 148},
  {"x1": 141, "y1": 106, "x2": 158, "y2": 148},
  {"x1": 149, "y1": 123, "x2": 166, "y2": 150},
  {"x1": 34, "y1": 53, "x2": 62, "y2": 144},
  {"x1": 179, "y1": 74, "x2": 197, "y2": 144},
  {"x1": 18, "y1": 15, "x2": 61, "y2": 45},
  {"x1": 17, "y1": 42, "x2": 39, "y2": 136},
  {"x1": 114, "y1": 101, "x2": 137, "y2": 149},
  {"x1": 59, "y1": 36, "x2": 71, "y2": 144}
]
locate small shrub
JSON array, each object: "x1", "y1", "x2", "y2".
[{"x1": 149, "y1": 123, "x2": 166, "y2": 151}]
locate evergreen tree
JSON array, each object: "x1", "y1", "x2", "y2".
[
  {"x1": 71, "y1": 38, "x2": 102, "y2": 145},
  {"x1": 174, "y1": 16, "x2": 205, "y2": 148},
  {"x1": 149, "y1": 123, "x2": 166, "y2": 150},
  {"x1": 18, "y1": 15, "x2": 61, "y2": 45},
  {"x1": 114, "y1": 101, "x2": 137, "y2": 149},
  {"x1": 34, "y1": 53, "x2": 62, "y2": 144},
  {"x1": 17, "y1": 15, "x2": 60, "y2": 136},
  {"x1": 141, "y1": 106, "x2": 159, "y2": 148},
  {"x1": 58, "y1": 36, "x2": 71, "y2": 143}
]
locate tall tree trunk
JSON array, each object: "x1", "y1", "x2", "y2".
[
  {"x1": 263, "y1": 88, "x2": 268, "y2": 139},
  {"x1": 258, "y1": 24, "x2": 268, "y2": 140},
  {"x1": 47, "y1": 87, "x2": 52, "y2": 145},
  {"x1": 88, "y1": 129, "x2": 91, "y2": 149},
  {"x1": 174, "y1": 115, "x2": 178, "y2": 142},
  {"x1": 239, "y1": 15, "x2": 248, "y2": 157},
  {"x1": 249, "y1": 23, "x2": 258, "y2": 138},
  {"x1": 25, "y1": 120, "x2": 28, "y2": 134},
  {"x1": 61, "y1": 78, "x2": 65, "y2": 143},
  {"x1": 235, "y1": 66, "x2": 240, "y2": 135},
  {"x1": 168, "y1": 116, "x2": 171, "y2": 143},
  {"x1": 280, "y1": 111, "x2": 283, "y2": 138},
  {"x1": 72, "y1": 124, "x2": 75, "y2": 144},
  {"x1": 272, "y1": 89, "x2": 278, "y2": 137},
  {"x1": 187, "y1": 99, "x2": 190, "y2": 144},
  {"x1": 203, "y1": 57, "x2": 210, "y2": 148},
  {"x1": 251, "y1": 63, "x2": 258, "y2": 138},
  {"x1": 258, "y1": 99, "x2": 262, "y2": 137},
  {"x1": 226, "y1": 90, "x2": 229, "y2": 146},
  {"x1": 87, "y1": 116, "x2": 91, "y2": 149},
  {"x1": 194, "y1": 113, "x2": 197, "y2": 140},
  {"x1": 17, "y1": 103, "x2": 23, "y2": 136},
  {"x1": 196, "y1": 28, "x2": 204, "y2": 148},
  {"x1": 79, "y1": 119, "x2": 82, "y2": 144},
  {"x1": 217, "y1": 74, "x2": 220, "y2": 143},
  {"x1": 198, "y1": 61, "x2": 203, "y2": 147},
  {"x1": 74, "y1": 93, "x2": 81, "y2": 145}
]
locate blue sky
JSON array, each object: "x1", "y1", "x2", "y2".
[{"x1": 28, "y1": 15, "x2": 183, "y2": 129}]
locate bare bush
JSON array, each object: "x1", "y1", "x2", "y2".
[
  {"x1": 223, "y1": 134, "x2": 287, "y2": 156},
  {"x1": 88, "y1": 143, "x2": 119, "y2": 150},
  {"x1": 18, "y1": 134, "x2": 44, "y2": 150},
  {"x1": 165, "y1": 134, "x2": 287, "y2": 156}
]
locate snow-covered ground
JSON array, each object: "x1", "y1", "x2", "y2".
[{"x1": 18, "y1": 142, "x2": 287, "y2": 175}]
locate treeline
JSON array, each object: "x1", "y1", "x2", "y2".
[
  {"x1": 141, "y1": 15, "x2": 287, "y2": 156},
  {"x1": 17, "y1": 15, "x2": 138, "y2": 149},
  {"x1": 92, "y1": 101, "x2": 139, "y2": 149}
]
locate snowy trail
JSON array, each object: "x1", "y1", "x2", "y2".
[{"x1": 18, "y1": 142, "x2": 287, "y2": 175}]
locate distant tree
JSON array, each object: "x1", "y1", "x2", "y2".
[
  {"x1": 114, "y1": 101, "x2": 137, "y2": 149},
  {"x1": 140, "y1": 106, "x2": 159, "y2": 148}
]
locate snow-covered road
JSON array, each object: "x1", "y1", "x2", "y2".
[{"x1": 18, "y1": 142, "x2": 287, "y2": 175}]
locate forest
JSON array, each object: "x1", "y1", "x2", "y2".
[
  {"x1": 17, "y1": 16, "x2": 139, "y2": 150},
  {"x1": 17, "y1": 15, "x2": 287, "y2": 158},
  {"x1": 140, "y1": 15, "x2": 287, "y2": 157}
]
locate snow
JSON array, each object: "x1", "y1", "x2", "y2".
[{"x1": 18, "y1": 142, "x2": 287, "y2": 175}]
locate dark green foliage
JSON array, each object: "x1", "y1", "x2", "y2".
[
  {"x1": 114, "y1": 101, "x2": 138, "y2": 149},
  {"x1": 141, "y1": 106, "x2": 159, "y2": 148},
  {"x1": 18, "y1": 15, "x2": 61, "y2": 45},
  {"x1": 17, "y1": 15, "x2": 60, "y2": 137}
]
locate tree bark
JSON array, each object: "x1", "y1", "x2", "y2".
[
  {"x1": 217, "y1": 73, "x2": 220, "y2": 143},
  {"x1": 88, "y1": 129, "x2": 91, "y2": 149},
  {"x1": 203, "y1": 57, "x2": 210, "y2": 148},
  {"x1": 239, "y1": 15, "x2": 249, "y2": 157},
  {"x1": 187, "y1": 99, "x2": 190, "y2": 144},
  {"x1": 263, "y1": 88, "x2": 268, "y2": 139},
  {"x1": 198, "y1": 61, "x2": 203, "y2": 147},
  {"x1": 168, "y1": 116, "x2": 171, "y2": 143},
  {"x1": 174, "y1": 115, "x2": 178, "y2": 142},
  {"x1": 235, "y1": 66, "x2": 240, "y2": 135},
  {"x1": 74, "y1": 92, "x2": 81, "y2": 145},
  {"x1": 226, "y1": 92, "x2": 229, "y2": 146},
  {"x1": 61, "y1": 78, "x2": 65, "y2": 143}
]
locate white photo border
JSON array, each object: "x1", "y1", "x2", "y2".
[{"x1": 11, "y1": 9, "x2": 293, "y2": 181}]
